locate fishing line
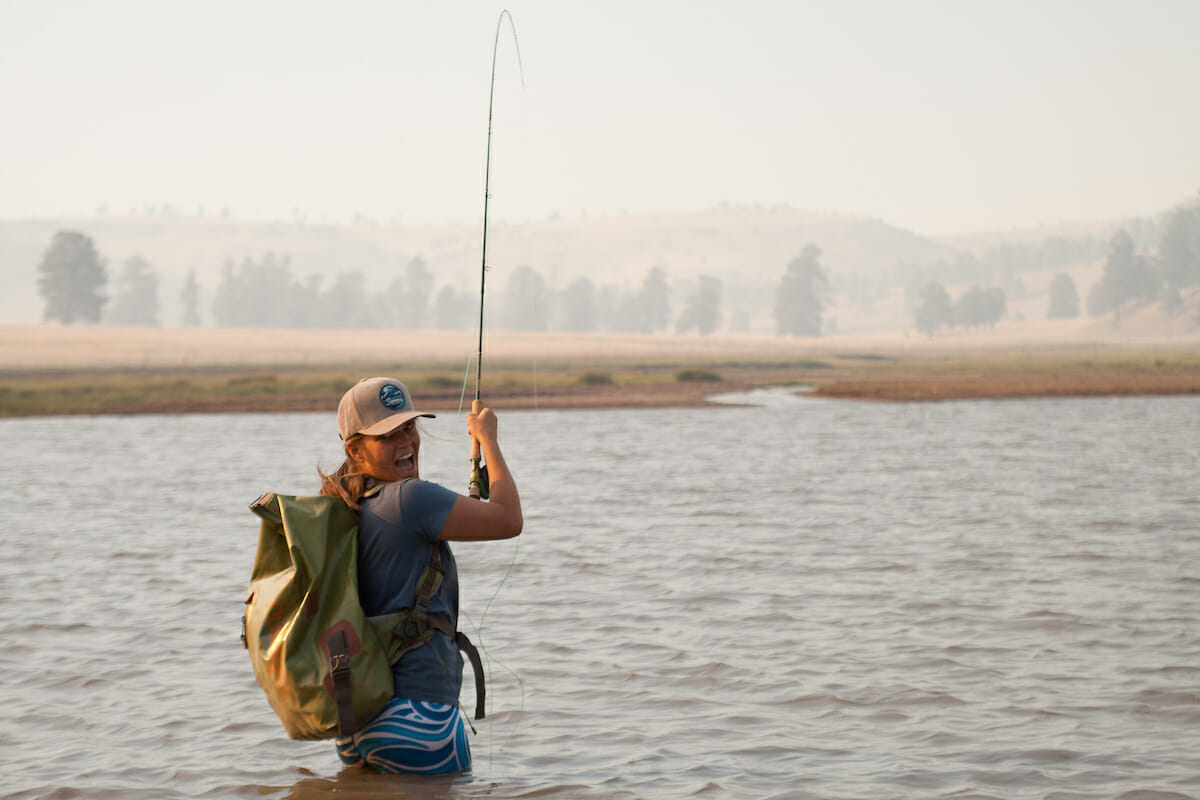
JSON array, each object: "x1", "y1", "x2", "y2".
[
  {"x1": 459, "y1": 538, "x2": 526, "y2": 757},
  {"x1": 473, "y1": 8, "x2": 525, "y2": 395},
  {"x1": 469, "y1": 8, "x2": 525, "y2": 499},
  {"x1": 457, "y1": 353, "x2": 473, "y2": 416},
  {"x1": 460, "y1": 9, "x2": 526, "y2": 773}
]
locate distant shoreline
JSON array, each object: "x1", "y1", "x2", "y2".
[{"x1": 2, "y1": 325, "x2": 1197, "y2": 416}]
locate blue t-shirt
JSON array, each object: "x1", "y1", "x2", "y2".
[{"x1": 356, "y1": 479, "x2": 462, "y2": 707}]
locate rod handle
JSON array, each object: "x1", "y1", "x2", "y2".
[
  {"x1": 468, "y1": 398, "x2": 483, "y2": 499},
  {"x1": 470, "y1": 398, "x2": 482, "y2": 460}
]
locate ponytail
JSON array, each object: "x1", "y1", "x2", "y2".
[{"x1": 318, "y1": 436, "x2": 372, "y2": 509}]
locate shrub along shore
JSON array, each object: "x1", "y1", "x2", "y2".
[{"x1": 2, "y1": 343, "x2": 1198, "y2": 417}]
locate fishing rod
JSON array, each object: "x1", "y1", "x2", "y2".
[{"x1": 470, "y1": 9, "x2": 523, "y2": 500}]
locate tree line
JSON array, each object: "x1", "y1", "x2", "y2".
[
  {"x1": 33, "y1": 195, "x2": 1198, "y2": 335},
  {"x1": 33, "y1": 230, "x2": 838, "y2": 336},
  {"x1": 909, "y1": 197, "x2": 1200, "y2": 337}
]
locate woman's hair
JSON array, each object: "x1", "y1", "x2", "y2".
[{"x1": 318, "y1": 434, "x2": 372, "y2": 509}]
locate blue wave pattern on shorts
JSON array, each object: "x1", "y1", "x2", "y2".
[{"x1": 335, "y1": 698, "x2": 471, "y2": 775}]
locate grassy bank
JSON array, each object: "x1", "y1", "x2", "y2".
[
  {"x1": 809, "y1": 346, "x2": 1200, "y2": 401},
  {"x1": 2, "y1": 345, "x2": 1198, "y2": 417},
  {"x1": 0, "y1": 356, "x2": 819, "y2": 416}
]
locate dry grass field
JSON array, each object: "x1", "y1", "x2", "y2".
[{"x1": 1, "y1": 320, "x2": 1198, "y2": 416}]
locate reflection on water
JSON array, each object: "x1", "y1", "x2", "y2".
[{"x1": 1, "y1": 395, "x2": 1197, "y2": 799}]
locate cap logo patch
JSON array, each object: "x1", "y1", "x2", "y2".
[{"x1": 378, "y1": 384, "x2": 407, "y2": 410}]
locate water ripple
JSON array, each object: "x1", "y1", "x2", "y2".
[{"x1": 1, "y1": 396, "x2": 1198, "y2": 799}]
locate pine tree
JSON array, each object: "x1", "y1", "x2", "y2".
[
  {"x1": 107, "y1": 255, "x2": 160, "y2": 326},
  {"x1": 914, "y1": 281, "x2": 953, "y2": 337},
  {"x1": 675, "y1": 275, "x2": 722, "y2": 335},
  {"x1": 773, "y1": 245, "x2": 829, "y2": 336},
  {"x1": 180, "y1": 269, "x2": 202, "y2": 326},
  {"x1": 1157, "y1": 205, "x2": 1200, "y2": 289},
  {"x1": 37, "y1": 231, "x2": 108, "y2": 324},
  {"x1": 634, "y1": 265, "x2": 671, "y2": 333},
  {"x1": 1087, "y1": 230, "x2": 1159, "y2": 316},
  {"x1": 1047, "y1": 273, "x2": 1079, "y2": 319}
]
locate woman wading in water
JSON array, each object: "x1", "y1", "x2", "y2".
[{"x1": 320, "y1": 377, "x2": 522, "y2": 774}]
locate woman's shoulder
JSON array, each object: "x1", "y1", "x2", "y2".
[
  {"x1": 369, "y1": 478, "x2": 458, "y2": 510},
  {"x1": 360, "y1": 479, "x2": 458, "y2": 541}
]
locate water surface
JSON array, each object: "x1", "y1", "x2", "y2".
[{"x1": 1, "y1": 394, "x2": 1197, "y2": 799}]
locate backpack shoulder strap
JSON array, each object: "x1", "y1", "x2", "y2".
[
  {"x1": 377, "y1": 542, "x2": 488, "y2": 719},
  {"x1": 390, "y1": 542, "x2": 445, "y2": 646}
]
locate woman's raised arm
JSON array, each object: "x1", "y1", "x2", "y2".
[{"x1": 439, "y1": 407, "x2": 523, "y2": 541}]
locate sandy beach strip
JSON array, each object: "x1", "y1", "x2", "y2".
[{"x1": 1, "y1": 323, "x2": 1198, "y2": 415}]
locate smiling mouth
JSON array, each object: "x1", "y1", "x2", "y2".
[{"x1": 397, "y1": 453, "x2": 415, "y2": 471}]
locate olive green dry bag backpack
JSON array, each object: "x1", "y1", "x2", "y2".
[{"x1": 241, "y1": 492, "x2": 394, "y2": 740}]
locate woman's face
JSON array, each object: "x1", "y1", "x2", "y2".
[{"x1": 350, "y1": 420, "x2": 421, "y2": 482}]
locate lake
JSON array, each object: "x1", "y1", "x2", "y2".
[{"x1": 1, "y1": 391, "x2": 1197, "y2": 799}]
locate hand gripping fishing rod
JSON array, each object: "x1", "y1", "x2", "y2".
[{"x1": 470, "y1": 9, "x2": 523, "y2": 500}]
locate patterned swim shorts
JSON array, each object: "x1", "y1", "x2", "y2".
[{"x1": 335, "y1": 698, "x2": 471, "y2": 775}]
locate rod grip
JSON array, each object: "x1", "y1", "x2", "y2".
[
  {"x1": 470, "y1": 398, "x2": 482, "y2": 460},
  {"x1": 468, "y1": 398, "x2": 483, "y2": 499}
]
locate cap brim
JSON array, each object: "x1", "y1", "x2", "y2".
[{"x1": 358, "y1": 410, "x2": 436, "y2": 437}]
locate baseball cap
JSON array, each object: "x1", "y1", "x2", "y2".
[{"x1": 337, "y1": 377, "x2": 435, "y2": 440}]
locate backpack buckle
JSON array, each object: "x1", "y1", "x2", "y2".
[{"x1": 330, "y1": 652, "x2": 351, "y2": 677}]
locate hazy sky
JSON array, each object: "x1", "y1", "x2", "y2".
[{"x1": 2, "y1": 0, "x2": 1197, "y2": 236}]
